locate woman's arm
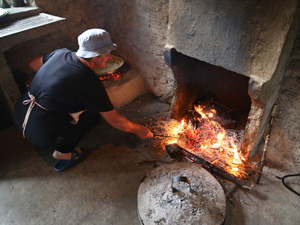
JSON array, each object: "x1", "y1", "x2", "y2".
[
  {"x1": 99, "y1": 109, "x2": 153, "y2": 139},
  {"x1": 29, "y1": 56, "x2": 43, "y2": 72}
]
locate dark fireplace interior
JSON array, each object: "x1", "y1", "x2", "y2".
[{"x1": 165, "y1": 48, "x2": 251, "y2": 130}]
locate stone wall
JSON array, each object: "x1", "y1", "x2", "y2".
[{"x1": 167, "y1": 0, "x2": 299, "y2": 83}]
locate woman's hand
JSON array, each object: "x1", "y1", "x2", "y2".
[
  {"x1": 100, "y1": 109, "x2": 153, "y2": 139},
  {"x1": 29, "y1": 56, "x2": 43, "y2": 71},
  {"x1": 136, "y1": 125, "x2": 153, "y2": 139}
]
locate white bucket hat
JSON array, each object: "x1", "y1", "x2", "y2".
[{"x1": 76, "y1": 29, "x2": 117, "y2": 58}]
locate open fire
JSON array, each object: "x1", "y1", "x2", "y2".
[{"x1": 151, "y1": 104, "x2": 255, "y2": 179}]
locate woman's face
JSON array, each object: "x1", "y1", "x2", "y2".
[{"x1": 93, "y1": 53, "x2": 112, "y2": 68}]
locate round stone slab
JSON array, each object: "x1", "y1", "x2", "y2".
[{"x1": 137, "y1": 162, "x2": 226, "y2": 225}]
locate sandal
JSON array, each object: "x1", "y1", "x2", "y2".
[{"x1": 54, "y1": 148, "x2": 83, "y2": 172}]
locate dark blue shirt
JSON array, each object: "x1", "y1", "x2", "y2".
[{"x1": 29, "y1": 48, "x2": 114, "y2": 114}]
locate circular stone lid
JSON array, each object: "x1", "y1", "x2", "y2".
[
  {"x1": 137, "y1": 162, "x2": 226, "y2": 225},
  {"x1": 93, "y1": 55, "x2": 124, "y2": 75}
]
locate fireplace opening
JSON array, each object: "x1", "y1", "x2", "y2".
[
  {"x1": 147, "y1": 47, "x2": 257, "y2": 183},
  {"x1": 165, "y1": 48, "x2": 251, "y2": 131}
]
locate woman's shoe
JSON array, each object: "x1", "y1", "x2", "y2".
[{"x1": 54, "y1": 147, "x2": 83, "y2": 172}]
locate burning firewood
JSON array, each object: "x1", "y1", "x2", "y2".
[{"x1": 150, "y1": 104, "x2": 257, "y2": 181}]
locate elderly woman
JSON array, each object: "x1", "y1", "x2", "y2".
[{"x1": 14, "y1": 29, "x2": 152, "y2": 172}]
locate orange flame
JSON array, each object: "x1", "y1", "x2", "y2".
[{"x1": 156, "y1": 105, "x2": 247, "y2": 178}]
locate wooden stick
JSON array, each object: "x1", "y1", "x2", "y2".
[{"x1": 153, "y1": 134, "x2": 196, "y2": 141}]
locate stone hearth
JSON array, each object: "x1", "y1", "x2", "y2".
[{"x1": 164, "y1": 0, "x2": 300, "y2": 157}]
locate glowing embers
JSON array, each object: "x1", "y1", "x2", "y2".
[
  {"x1": 151, "y1": 105, "x2": 248, "y2": 178},
  {"x1": 98, "y1": 71, "x2": 123, "y2": 81},
  {"x1": 94, "y1": 56, "x2": 130, "y2": 81}
]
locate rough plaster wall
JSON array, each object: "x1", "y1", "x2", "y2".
[
  {"x1": 100, "y1": 0, "x2": 173, "y2": 97},
  {"x1": 285, "y1": 34, "x2": 300, "y2": 78},
  {"x1": 265, "y1": 27, "x2": 300, "y2": 172},
  {"x1": 35, "y1": 0, "x2": 105, "y2": 40},
  {"x1": 167, "y1": 0, "x2": 299, "y2": 83},
  {"x1": 243, "y1": 3, "x2": 300, "y2": 156}
]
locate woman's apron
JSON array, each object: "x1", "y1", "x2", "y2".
[{"x1": 22, "y1": 91, "x2": 85, "y2": 137}]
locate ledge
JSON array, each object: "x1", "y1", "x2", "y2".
[
  {"x1": 0, "y1": 12, "x2": 65, "y2": 38},
  {"x1": 0, "y1": 12, "x2": 66, "y2": 52}
]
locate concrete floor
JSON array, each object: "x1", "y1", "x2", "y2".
[{"x1": 0, "y1": 75, "x2": 299, "y2": 225}]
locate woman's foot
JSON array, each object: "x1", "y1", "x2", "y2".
[
  {"x1": 52, "y1": 148, "x2": 82, "y2": 160},
  {"x1": 53, "y1": 148, "x2": 83, "y2": 172}
]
